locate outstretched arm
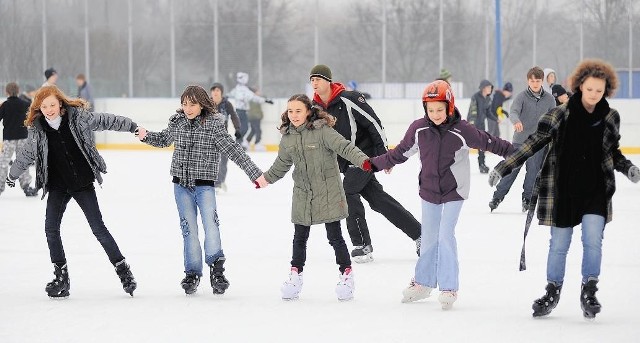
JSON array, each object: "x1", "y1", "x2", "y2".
[
  {"x1": 322, "y1": 126, "x2": 369, "y2": 169},
  {"x1": 86, "y1": 111, "x2": 137, "y2": 133},
  {"x1": 370, "y1": 121, "x2": 422, "y2": 171},
  {"x1": 263, "y1": 140, "x2": 294, "y2": 184}
]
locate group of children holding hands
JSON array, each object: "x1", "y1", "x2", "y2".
[{"x1": 5, "y1": 59, "x2": 638, "y2": 319}]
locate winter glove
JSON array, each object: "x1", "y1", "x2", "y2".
[
  {"x1": 488, "y1": 169, "x2": 501, "y2": 187},
  {"x1": 5, "y1": 176, "x2": 16, "y2": 188},
  {"x1": 264, "y1": 98, "x2": 274, "y2": 105},
  {"x1": 628, "y1": 165, "x2": 640, "y2": 183},
  {"x1": 362, "y1": 159, "x2": 379, "y2": 173},
  {"x1": 234, "y1": 131, "x2": 242, "y2": 140}
]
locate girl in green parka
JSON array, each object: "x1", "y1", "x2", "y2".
[{"x1": 254, "y1": 94, "x2": 372, "y2": 301}]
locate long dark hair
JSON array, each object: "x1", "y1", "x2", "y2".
[
  {"x1": 178, "y1": 85, "x2": 218, "y2": 119},
  {"x1": 278, "y1": 94, "x2": 336, "y2": 131}
]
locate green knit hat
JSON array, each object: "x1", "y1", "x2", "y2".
[
  {"x1": 310, "y1": 64, "x2": 332, "y2": 82},
  {"x1": 439, "y1": 68, "x2": 452, "y2": 80}
]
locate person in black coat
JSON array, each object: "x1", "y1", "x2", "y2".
[
  {"x1": 467, "y1": 79, "x2": 494, "y2": 173},
  {"x1": 0, "y1": 82, "x2": 37, "y2": 196}
]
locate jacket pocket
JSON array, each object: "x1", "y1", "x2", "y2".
[{"x1": 292, "y1": 187, "x2": 312, "y2": 224}]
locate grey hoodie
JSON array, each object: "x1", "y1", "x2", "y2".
[
  {"x1": 543, "y1": 68, "x2": 556, "y2": 93},
  {"x1": 508, "y1": 88, "x2": 556, "y2": 144}
]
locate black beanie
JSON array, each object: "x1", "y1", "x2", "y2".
[
  {"x1": 44, "y1": 68, "x2": 57, "y2": 80},
  {"x1": 551, "y1": 84, "x2": 567, "y2": 98},
  {"x1": 310, "y1": 64, "x2": 332, "y2": 82}
]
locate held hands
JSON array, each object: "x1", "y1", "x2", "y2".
[
  {"x1": 235, "y1": 131, "x2": 243, "y2": 140},
  {"x1": 254, "y1": 174, "x2": 269, "y2": 189},
  {"x1": 488, "y1": 169, "x2": 501, "y2": 187},
  {"x1": 135, "y1": 127, "x2": 147, "y2": 140},
  {"x1": 5, "y1": 176, "x2": 15, "y2": 188},
  {"x1": 628, "y1": 165, "x2": 640, "y2": 183}
]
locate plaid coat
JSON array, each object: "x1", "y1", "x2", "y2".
[
  {"x1": 495, "y1": 100, "x2": 635, "y2": 226},
  {"x1": 143, "y1": 111, "x2": 262, "y2": 187}
]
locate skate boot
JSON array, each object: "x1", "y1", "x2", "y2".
[
  {"x1": 522, "y1": 198, "x2": 531, "y2": 212},
  {"x1": 580, "y1": 278, "x2": 601, "y2": 320},
  {"x1": 532, "y1": 282, "x2": 562, "y2": 317},
  {"x1": 401, "y1": 279, "x2": 433, "y2": 303},
  {"x1": 281, "y1": 267, "x2": 303, "y2": 301},
  {"x1": 351, "y1": 244, "x2": 373, "y2": 263},
  {"x1": 488, "y1": 197, "x2": 503, "y2": 212},
  {"x1": 115, "y1": 259, "x2": 137, "y2": 296},
  {"x1": 23, "y1": 186, "x2": 39, "y2": 197},
  {"x1": 210, "y1": 257, "x2": 230, "y2": 295},
  {"x1": 415, "y1": 237, "x2": 421, "y2": 256},
  {"x1": 438, "y1": 290, "x2": 458, "y2": 310},
  {"x1": 46, "y1": 263, "x2": 70, "y2": 299},
  {"x1": 479, "y1": 162, "x2": 489, "y2": 174},
  {"x1": 181, "y1": 273, "x2": 200, "y2": 295},
  {"x1": 335, "y1": 267, "x2": 354, "y2": 301}
]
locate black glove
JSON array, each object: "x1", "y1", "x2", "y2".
[
  {"x1": 265, "y1": 98, "x2": 274, "y2": 105},
  {"x1": 6, "y1": 177, "x2": 16, "y2": 188},
  {"x1": 234, "y1": 131, "x2": 242, "y2": 140}
]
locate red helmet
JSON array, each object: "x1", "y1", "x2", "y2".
[{"x1": 422, "y1": 80, "x2": 455, "y2": 116}]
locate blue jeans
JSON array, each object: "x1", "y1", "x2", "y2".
[
  {"x1": 546, "y1": 214, "x2": 605, "y2": 285},
  {"x1": 174, "y1": 184, "x2": 224, "y2": 276},
  {"x1": 414, "y1": 200, "x2": 464, "y2": 291},
  {"x1": 493, "y1": 144, "x2": 546, "y2": 200}
]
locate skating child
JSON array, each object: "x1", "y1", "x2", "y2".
[
  {"x1": 368, "y1": 80, "x2": 514, "y2": 309},
  {"x1": 489, "y1": 59, "x2": 640, "y2": 319},
  {"x1": 136, "y1": 85, "x2": 262, "y2": 295},
  {"x1": 254, "y1": 94, "x2": 371, "y2": 301},
  {"x1": 6, "y1": 85, "x2": 138, "y2": 298}
]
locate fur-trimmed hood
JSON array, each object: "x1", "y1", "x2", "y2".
[{"x1": 280, "y1": 118, "x2": 331, "y2": 134}]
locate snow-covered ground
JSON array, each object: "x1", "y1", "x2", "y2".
[{"x1": 1, "y1": 151, "x2": 638, "y2": 343}]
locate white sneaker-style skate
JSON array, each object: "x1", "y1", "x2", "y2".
[
  {"x1": 281, "y1": 267, "x2": 303, "y2": 301},
  {"x1": 351, "y1": 245, "x2": 373, "y2": 263},
  {"x1": 438, "y1": 290, "x2": 458, "y2": 310},
  {"x1": 401, "y1": 279, "x2": 433, "y2": 303},
  {"x1": 335, "y1": 267, "x2": 354, "y2": 301}
]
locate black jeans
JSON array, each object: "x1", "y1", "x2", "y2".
[
  {"x1": 342, "y1": 167, "x2": 421, "y2": 246},
  {"x1": 45, "y1": 186, "x2": 125, "y2": 265},
  {"x1": 291, "y1": 221, "x2": 351, "y2": 273},
  {"x1": 246, "y1": 119, "x2": 262, "y2": 144}
]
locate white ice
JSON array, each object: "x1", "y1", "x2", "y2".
[{"x1": 1, "y1": 151, "x2": 639, "y2": 342}]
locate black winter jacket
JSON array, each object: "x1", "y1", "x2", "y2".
[{"x1": 0, "y1": 96, "x2": 29, "y2": 140}]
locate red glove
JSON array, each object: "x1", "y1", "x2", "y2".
[
  {"x1": 362, "y1": 160, "x2": 372, "y2": 172},
  {"x1": 254, "y1": 181, "x2": 261, "y2": 189}
]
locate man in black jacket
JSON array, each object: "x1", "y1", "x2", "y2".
[
  {"x1": 467, "y1": 79, "x2": 494, "y2": 173},
  {"x1": 309, "y1": 65, "x2": 421, "y2": 262},
  {"x1": 0, "y1": 82, "x2": 38, "y2": 196}
]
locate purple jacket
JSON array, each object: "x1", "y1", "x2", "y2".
[{"x1": 371, "y1": 109, "x2": 514, "y2": 204}]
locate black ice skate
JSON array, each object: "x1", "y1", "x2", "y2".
[
  {"x1": 181, "y1": 273, "x2": 200, "y2": 295},
  {"x1": 23, "y1": 186, "x2": 39, "y2": 197},
  {"x1": 46, "y1": 263, "x2": 70, "y2": 299},
  {"x1": 479, "y1": 163, "x2": 489, "y2": 174},
  {"x1": 532, "y1": 282, "x2": 562, "y2": 317},
  {"x1": 488, "y1": 197, "x2": 503, "y2": 212},
  {"x1": 580, "y1": 279, "x2": 601, "y2": 320},
  {"x1": 115, "y1": 259, "x2": 137, "y2": 296},
  {"x1": 351, "y1": 244, "x2": 373, "y2": 263},
  {"x1": 210, "y1": 257, "x2": 230, "y2": 295}
]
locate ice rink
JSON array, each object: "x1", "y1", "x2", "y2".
[{"x1": 1, "y1": 150, "x2": 639, "y2": 342}]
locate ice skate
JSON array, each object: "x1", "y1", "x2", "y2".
[
  {"x1": 532, "y1": 282, "x2": 562, "y2": 317},
  {"x1": 23, "y1": 186, "x2": 39, "y2": 197},
  {"x1": 580, "y1": 278, "x2": 601, "y2": 320},
  {"x1": 115, "y1": 259, "x2": 137, "y2": 296},
  {"x1": 335, "y1": 267, "x2": 354, "y2": 301},
  {"x1": 46, "y1": 263, "x2": 70, "y2": 299},
  {"x1": 438, "y1": 291, "x2": 458, "y2": 310},
  {"x1": 488, "y1": 197, "x2": 503, "y2": 212},
  {"x1": 351, "y1": 245, "x2": 373, "y2": 263},
  {"x1": 210, "y1": 257, "x2": 230, "y2": 295},
  {"x1": 522, "y1": 198, "x2": 531, "y2": 212},
  {"x1": 401, "y1": 279, "x2": 433, "y2": 303},
  {"x1": 281, "y1": 267, "x2": 303, "y2": 301},
  {"x1": 181, "y1": 273, "x2": 200, "y2": 295},
  {"x1": 479, "y1": 163, "x2": 489, "y2": 174}
]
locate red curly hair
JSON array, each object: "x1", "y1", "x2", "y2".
[
  {"x1": 25, "y1": 85, "x2": 88, "y2": 127},
  {"x1": 568, "y1": 59, "x2": 618, "y2": 98}
]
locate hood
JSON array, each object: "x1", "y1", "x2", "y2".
[
  {"x1": 313, "y1": 82, "x2": 346, "y2": 109},
  {"x1": 280, "y1": 118, "x2": 330, "y2": 135},
  {"x1": 543, "y1": 68, "x2": 556, "y2": 79},
  {"x1": 478, "y1": 79, "x2": 493, "y2": 89},
  {"x1": 236, "y1": 72, "x2": 249, "y2": 85}
]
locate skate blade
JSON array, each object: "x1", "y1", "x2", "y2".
[
  {"x1": 353, "y1": 255, "x2": 373, "y2": 264},
  {"x1": 338, "y1": 296, "x2": 354, "y2": 302},
  {"x1": 48, "y1": 295, "x2": 69, "y2": 300},
  {"x1": 282, "y1": 296, "x2": 299, "y2": 301}
]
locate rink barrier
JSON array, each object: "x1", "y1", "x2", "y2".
[{"x1": 2, "y1": 97, "x2": 639, "y2": 153}]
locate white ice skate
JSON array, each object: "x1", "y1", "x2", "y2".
[
  {"x1": 438, "y1": 291, "x2": 458, "y2": 310},
  {"x1": 351, "y1": 245, "x2": 373, "y2": 264},
  {"x1": 281, "y1": 267, "x2": 303, "y2": 301},
  {"x1": 335, "y1": 267, "x2": 354, "y2": 301},
  {"x1": 401, "y1": 279, "x2": 433, "y2": 303}
]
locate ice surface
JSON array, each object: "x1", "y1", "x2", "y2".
[{"x1": 1, "y1": 151, "x2": 638, "y2": 342}]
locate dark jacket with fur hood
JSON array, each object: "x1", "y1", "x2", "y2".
[{"x1": 264, "y1": 118, "x2": 369, "y2": 226}]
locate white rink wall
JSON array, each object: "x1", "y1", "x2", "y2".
[{"x1": 6, "y1": 98, "x2": 639, "y2": 150}]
